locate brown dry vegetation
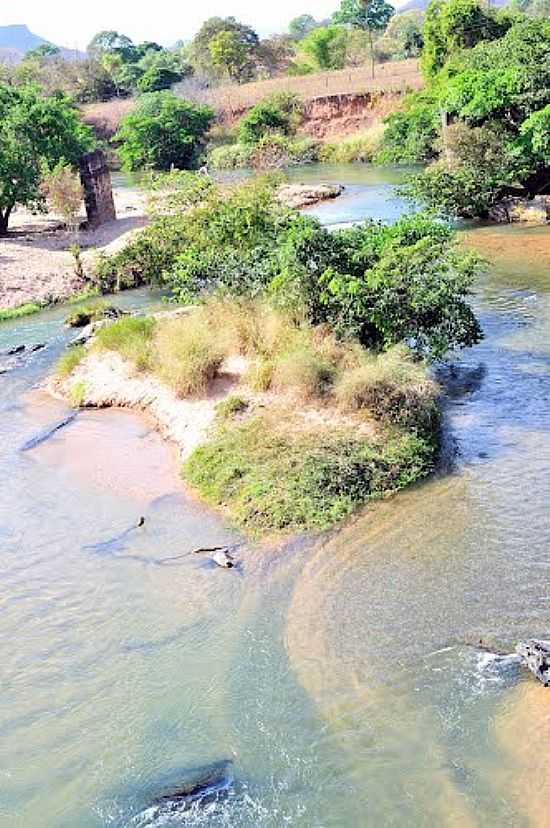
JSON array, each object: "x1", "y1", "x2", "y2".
[
  {"x1": 79, "y1": 59, "x2": 421, "y2": 139},
  {"x1": 207, "y1": 59, "x2": 422, "y2": 118}
]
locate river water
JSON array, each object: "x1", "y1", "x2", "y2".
[{"x1": 1, "y1": 167, "x2": 550, "y2": 827}]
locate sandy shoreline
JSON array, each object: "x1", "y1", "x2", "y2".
[{"x1": 0, "y1": 187, "x2": 146, "y2": 310}]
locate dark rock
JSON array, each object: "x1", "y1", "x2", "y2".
[
  {"x1": 79, "y1": 149, "x2": 116, "y2": 229},
  {"x1": 152, "y1": 759, "x2": 234, "y2": 811},
  {"x1": 6, "y1": 344, "x2": 25, "y2": 356},
  {"x1": 30, "y1": 343, "x2": 46, "y2": 352},
  {"x1": 516, "y1": 639, "x2": 550, "y2": 686}
]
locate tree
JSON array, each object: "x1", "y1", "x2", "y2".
[
  {"x1": 301, "y1": 26, "x2": 347, "y2": 70},
  {"x1": 189, "y1": 17, "x2": 259, "y2": 80},
  {"x1": 208, "y1": 30, "x2": 251, "y2": 82},
  {"x1": 25, "y1": 43, "x2": 61, "y2": 61},
  {"x1": 0, "y1": 85, "x2": 94, "y2": 235},
  {"x1": 334, "y1": 0, "x2": 395, "y2": 77},
  {"x1": 114, "y1": 91, "x2": 214, "y2": 171},
  {"x1": 87, "y1": 30, "x2": 134, "y2": 56},
  {"x1": 137, "y1": 65, "x2": 182, "y2": 93},
  {"x1": 289, "y1": 14, "x2": 319, "y2": 39},
  {"x1": 376, "y1": 10, "x2": 424, "y2": 60},
  {"x1": 421, "y1": 0, "x2": 510, "y2": 77}
]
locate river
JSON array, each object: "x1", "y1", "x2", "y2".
[{"x1": 1, "y1": 166, "x2": 550, "y2": 827}]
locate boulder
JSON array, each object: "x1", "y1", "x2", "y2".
[
  {"x1": 516, "y1": 639, "x2": 550, "y2": 686},
  {"x1": 278, "y1": 183, "x2": 344, "y2": 210},
  {"x1": 489, "y1": 196, "x2": 550, "y2": 225}
]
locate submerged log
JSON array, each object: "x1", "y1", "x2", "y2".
[{"x1": 516, "y1": 640, "x2": 550, "y2": 686}]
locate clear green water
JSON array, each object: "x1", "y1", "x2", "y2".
[{"x1": 1, "y1": 169, "x2": 550, "y2": 827}]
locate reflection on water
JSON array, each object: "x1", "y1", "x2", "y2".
[{"x1": 1, "y1": 169, "x2": 550, "y2": 827}]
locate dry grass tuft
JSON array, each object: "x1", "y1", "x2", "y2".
[{"x1": 154, "y1": 315, "x2": 224, "y2": 398}]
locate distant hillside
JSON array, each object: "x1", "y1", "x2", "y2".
[{"x1": 0, "y1": 24, "x2": 84, "y2": 62}]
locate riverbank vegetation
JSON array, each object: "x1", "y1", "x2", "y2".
[
  {"x1": 377, "y1": 2, "x2": 550, "y2": 218},
  {"x1": 55, "y1": 172, "x2": 482, "y2": 534},
  {"x1": 58, "y1": 297, "x2": 440, "y2": 533}
]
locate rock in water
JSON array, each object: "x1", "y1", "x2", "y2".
[
  {"x1": 152, "y1": 760, "x2": 234, "y2": 810},
  {"x1": 516, "y1": 640, "x2": 550, "y2": 686}
]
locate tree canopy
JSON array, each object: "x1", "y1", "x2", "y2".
[
  {"x1": 114, "y1": 91, "x2": 214, "y2": 171},
  {"x1": 0, "y1": 85, "x2": 94, "y2": 234}
]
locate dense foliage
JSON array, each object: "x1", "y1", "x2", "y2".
[
  {"x1": 114, "y1": 92, "x2": 214, "y2": 171},
  {"x1": 99, "y1": 176, "x2": 482, "y2": 358},
  {"x1": 0, "y1": 84, "x2": 94, "y2": 234},
  {"x1": 380, "y1": 1, "x2": 550, "y2": 217}
]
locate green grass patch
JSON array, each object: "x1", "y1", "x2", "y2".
[
  {"x1": 0, "y1": 302, "x2": 45, "y2": 322},
  {"x1": 184, "y1": 414, "x2": 437, "y2": 535},
  {"x1": 69, "y1": 381, "x2": 87, "y2": 408},
  {"x1": 56, "y1": 345, "x2": 86, "y2": 379},
  {"x1": 94, "y1": 316, "x2": 156, "y2": 372},
  {"x1": 215, "y1": 395, "x2": 249, "y2": 419}
]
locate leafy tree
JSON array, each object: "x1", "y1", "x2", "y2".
[
  {"x1": 137, "y1": 65, "x2": 182, "y2": 93},
  {"x1": 520, "y1": 105, "x2": 550, "y2": 163},
  {"x1": 421, "y1": 0, "x2": 510, "y2": 78},
  {"x1": 0, "y1": 85, "x2": 94, "y2": 234},
  {"x1": 208, "y1": 30, "x2": 251, "y2": 82},
  {"x1": 334, "y1": 0, "x2": 395, "y2": 76},
  {"x1": 88, "y1": 30, "x2": 134, "y2": 56},
  {"x1": 289, "y1": 14, "x2": 319, "y2": 39},
  {"x1": 376, "y1": 10, "x2": 424, "y2": 60},
  {"x1": 25, "y1": 43, "x2": 61, "y2": 61},
  {"x1": 114, "y1": 91, "x2": 214, "y2": 171},
  {"x1": 301, "y1": 25, "x2": 347, "y2": 70},
  {"x1": 189, "y1": 17, "x2": 259, "y2": 80}
]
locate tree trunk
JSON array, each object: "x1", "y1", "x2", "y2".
[
  {"x1": 369, "y1": 30, "x2": 375, "y2": 79},
  {"x1": 0, "y1": 205, "x2": 13, "y2": 236}
]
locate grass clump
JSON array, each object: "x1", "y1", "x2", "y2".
[
  {"x1": 65, "y1": 300, "x2": 107, "y2": 328},
  {"x1": 319, "y1": 125, "x2": 384, "y2": 164},
  {"x1": 215, "y1": 395, "x2": 249, "y2": 419},
  {"x1": 94, "y1": 316, "x2": 156, "y2": 372},
  {"x1": 69, "y1": 381, "x2": 87, "y2": 408},
  {"x1": 335, "y1": 345, "x2": 440, "y2": 431},
  {"x1": 184, "y1": 414, "x2": 436, "y2": 535},
  {"x1": 154, "y1": 316, "x2": 224, "y2": 398},
  {"x1": 271, "y1": 346, "x2": 335, "y2": 399},
  {"x1": 56, "y1": 345, "x2": 86, "y2": 379},
  {"x1": 0, "y1": 302, "x2": 45, "y2": 322}
]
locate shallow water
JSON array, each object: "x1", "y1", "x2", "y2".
[{"x1": 1, "y1": 169, "x2": 550, "y2": 827}]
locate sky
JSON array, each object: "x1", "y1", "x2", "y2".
[{"x1": 0, "y1": 0, "x2": 342, "y2": 50}]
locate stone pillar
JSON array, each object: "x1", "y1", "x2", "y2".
[{"x1": 79, "y1": 149, "x2": 116, "y2": 229}]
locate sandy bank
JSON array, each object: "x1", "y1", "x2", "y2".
[
  {"x1": 50, "y1": 350, "x2": 246, "y2": 460},
  {"x1": 0, "y1": 187, "x2": 146, "y2": 310}
]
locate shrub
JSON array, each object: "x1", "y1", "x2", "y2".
[
  {"x1": 114, "y1": 91, "x2": 214, "y2": 171},
  {"x1": 208, "y1": 143, "x2": 252, "y2": 170},
  {"x1": 376, "y1": 92, "x2": 440, "y2": 164},
  {"x1": 40, "y1": 162, "x2": 83, "y2": 230},
  {"x1": 238, "y1": 92, "x2": 303, "y2": 146},
  {"x1": 246, "y1": 359, "x2": 274, "y2": 391},
  {"x1": 335, "y1": 345, "x2": 440, "y2": 432},
  {"x1": 271, "y1": 346, "x2": 335, "y2": 399},
  {"x1": 319, "y1": 125, "x2": 384, "y2": 164},
  {"x1": 183, "y1": 413, "x2": 437, "y2": 534},
  {"x1": 94, "y1": 316, "x2": 156, "y2": 371},
  {"x1": 153, "y1": 316, "x2": 224, "y2": 397},
  {"x1": 215, "y1": 395, "x2": 249, "y2": 419},
  {"x1": 0, "y1": 302, "x2": 44, "y2": 321},
  {"x1": 56, "y1": 345, "x2": 86, "y2": 379}
]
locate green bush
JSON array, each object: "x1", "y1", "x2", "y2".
[
  {"x1": 376, "y1": 92, "x2": 440, "y2": 164},
  {"x1": 238, "y1": 92, "x2": 303, "y2": 146},
  {"x1": 0, "y1": 302, "x2": 44, "y2": 321},
  {"x1": 319, "y1": 126, "x2": 384, "y2": 164},
  {"x1": 335, "y1": 345, "x2": 440, "y2": 432},
  {"x1": 114, "y1": 91, "x2": 214, "y2": 171},
  {"x1": 184, "y1": 413, "x2": 437, "y2": 534},
  {"x1": 215, "y1": 395, "x2": 249, "y2": 419},
  {"x1": 208, "y1": 143, "x2": 252, "y2": 169},
  {"x1": 271, "y1": 346, "x2": 335, "y2": 399}
]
